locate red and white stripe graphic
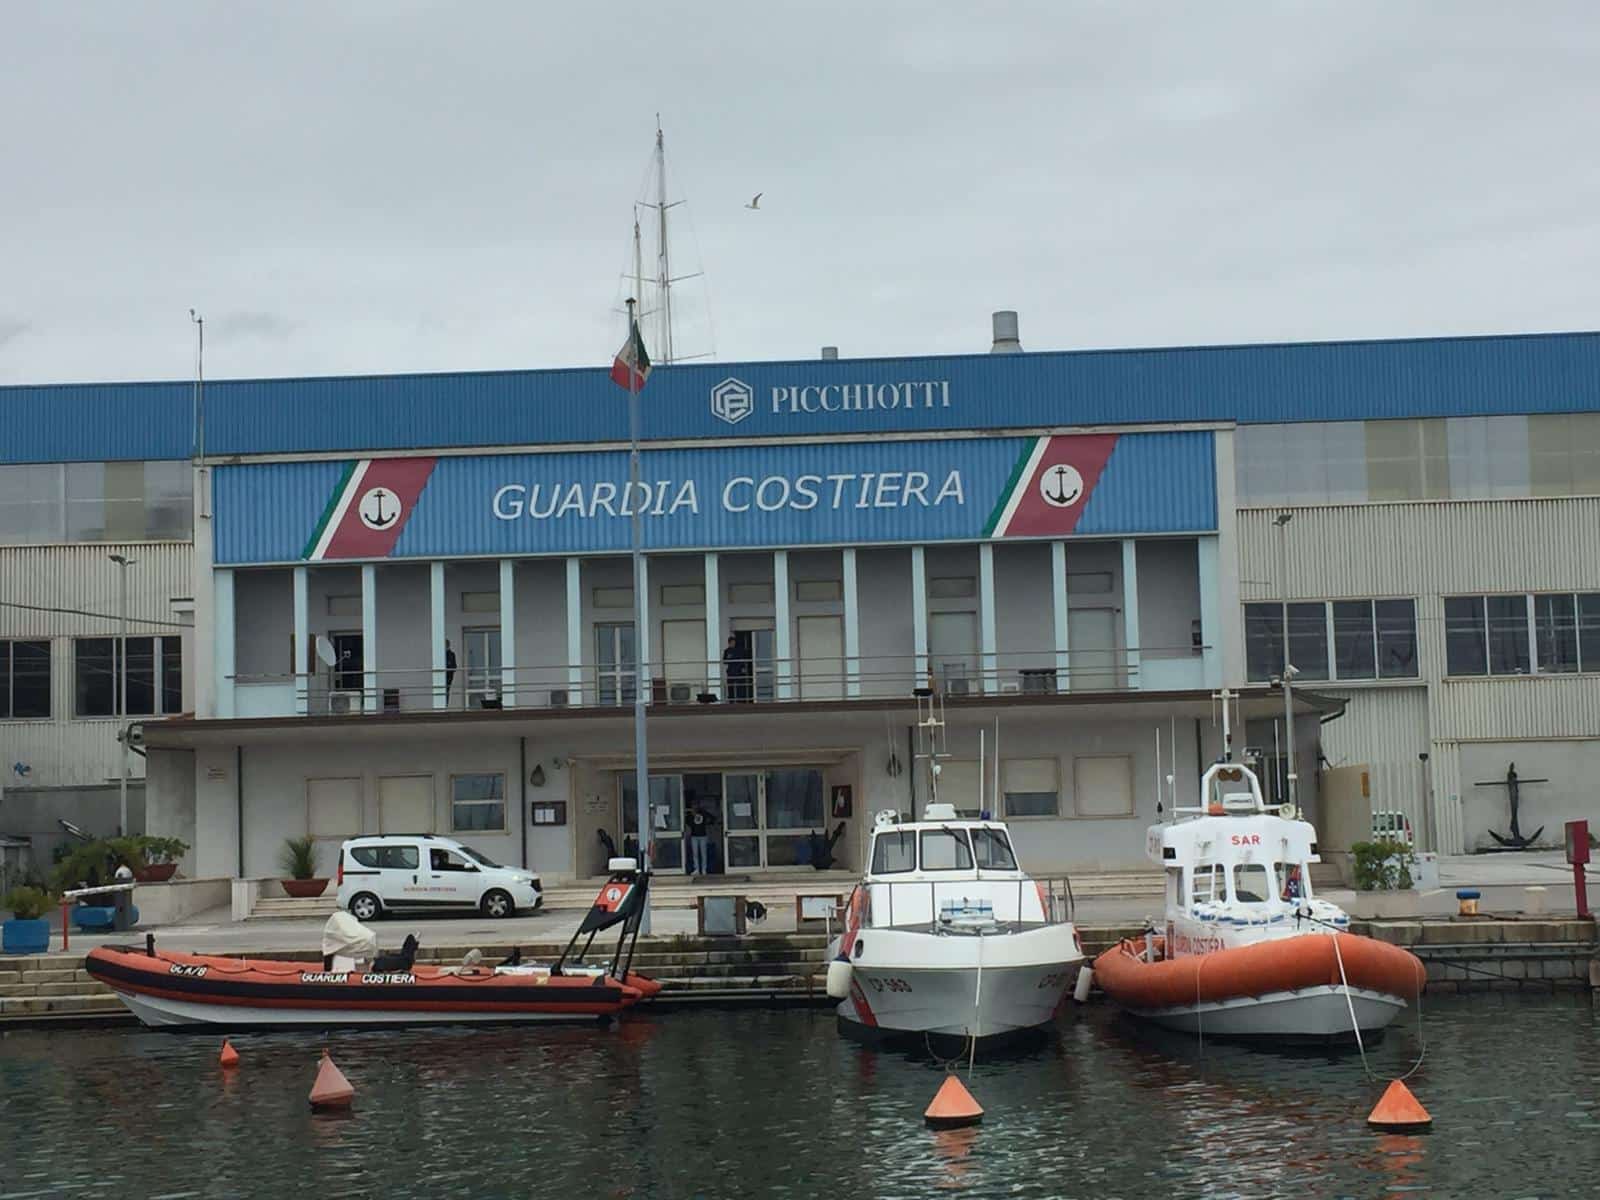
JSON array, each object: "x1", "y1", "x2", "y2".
[
  {"x1": 991, "y1": 434, "x2": 1118, "y2": 538},
  {"x1": 310, "y1": 457, "x2": 437, "y2": 561}
]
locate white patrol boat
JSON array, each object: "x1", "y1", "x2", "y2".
[
  {"x1": 1092, "y1": 692, "x2": 1425, "y2": 1040},
  {"x1": 823, "y1": 692, "x2": 1082, "y2": 1043}
]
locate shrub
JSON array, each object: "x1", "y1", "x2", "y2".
[
  {"x1": 278, "y1": 836, "x2": 319, "y2": 880},
  {"x1": 3, "y1": 886, "x2": 54, "y2": 921},
  {"x1": 1351, "y1": 839, "x2": 1416, "y2": 891},
  {"x1": 51, "y1": 840, "x2": 125, "y2": 895}
]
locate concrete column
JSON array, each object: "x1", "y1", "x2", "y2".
[
  {"x1": 703, "y1": 552, "x2": 721, "y2": 695},
  {"x1": 1122, "y1": 539, "x2": 1141, "y2": 689},
  {"x1": 978, "y1": 542, "x2": 998, "y2": 694},
  {"x1": 1052, "y1": 541, "x2": 1070, "y2": 691},
  {"x1": 565, "y1": 557, "x2": 583, "y2": 703},
  {"x1": 499, "y1": 559, "x2": 517, "y2": 707},
  {"x1": 773, "y1": 549, "x2": 792, "y2": 700},
  {"x1": 1197, "y1": 535, "x2": 1221, "y2": 688},
  {"x1": 842, "y1": 547, "x2": 860, "y2": 698},
  {"x1": 911, "y1": 545, "x2": 928, "y2": 685},
  {"x1": 361, "y1": 563, "x2": 378, "y2": 713},
  {"x1": 214, "y1": 569, "x2": 235, "y2": 719},
  {"x1": 292, "y1": 566, "x2": 309, "y2": 716},
  {"x1": 430, "y1": 561, "x2": 447, "y2": 709}
]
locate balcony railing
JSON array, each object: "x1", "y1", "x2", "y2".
[{"x1": 225, "y1": 644, "x2": 1211, "y2": 719}]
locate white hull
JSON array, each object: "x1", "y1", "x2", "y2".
[
  {"x1": 114, "y1": 989, "x2": 604, "y2": 1029},
  {"x1": 1123, "y1": 984, "x2": 1407, "y2": 1039},
  {"x1": 831, "y1": 925, "x2": 1082, "y2": 1039}
]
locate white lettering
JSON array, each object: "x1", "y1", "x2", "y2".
[
  {"x1": 827, "y1": 474, "x2": 852, "y2": 508},
  {"x1": 555, "y1": 483, "x2": 587, "y2": 519},
  {"x1": 723, "y1": 476, "x2": 754, "y2": 513},
  {"x1": 904, "y1": 471, "x2": 930, "y2": 506},
  {"x1": 755, "y1": 476, "x2": 791, "y2": 511},
  {"x1": 770, "y1": 386, "x2": 793, "y2": 414},
  {"x1": 934, "y1": 471, "x2": 964, "y2": 506},
  {"x1": 669, "y1": 480, "x2": 698, "y2": 514},
  {"x1": 590, "y1": 481, "x2": 617, "y2": 517},
  {"x1": 873, "y1": 472, "x2": 902, "y2": 508},
  {"x1": 651, "y1": 481, "x2": 670, "y2": 517},
  {"x1": 793, "y1": 475, "x2": 820, "y2": 510},
  {"x1": 492, "y1": 484, "x2": 525, "y2": 520},
  {"x1": 855, "y1": 473, "x2": 875, "y2": 508},
  {"x1": 528, "y1": 484, "x2": 558, "y2": 519}
]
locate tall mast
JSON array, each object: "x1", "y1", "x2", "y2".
[
  {"x1": 655, "y1": 117, "x2": 674, "y2": 364},
  {"x1": 633, "y1": 213, "x2": 645, "y2": 334}
]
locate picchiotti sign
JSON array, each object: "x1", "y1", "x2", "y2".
[{"x1": 211, "y1": 431, "x2": 1216, "y2": 564}]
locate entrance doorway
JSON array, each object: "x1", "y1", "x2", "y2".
[
  {"x1": 596, "y1": 622, "x2": 638, "y2": 706},
  {"x1": 463, "y1": 626, "x2": 501, "y2": 708},
  {"x1": 1069, "y1": 607, "x2": 1119, "y2": 690},
  {"x1": 618, "y1": 768, "x2": 829, "y2": 872}
]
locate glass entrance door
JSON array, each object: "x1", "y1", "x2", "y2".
[
  {"x1": 719, "y1": 769, "x2": 826, "y2": 869},
  {"x1": 620, "y1": 772, "x2": 682, "y2": 870},
  {"x1": 596, "y1": 623, "x2": 637, "y2": 706},
  {"x1": 723, "y1": 773, "x2": 763, "y2": 868},
  {"x1": 463, "y1": 626, "x2": 501, "y2": 708}
]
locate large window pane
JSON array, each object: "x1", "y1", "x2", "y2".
[
  {"x1": 125, "y1": 637, "x2": 156, "y2": 716},
  {"x1": 9, "y1": 640, "x2": 52, "y2": 719},
  {"x1": 161, "y1": 637, "x2": 184, "y2": 713},
  {"x1": 1332, "y1": 601, "x2": 1376, "y2": 680},
  {"x1": 1486, "y1": 595, "x2": 1531, "y2": 675},
  {"x1": 764, "y1": 769, "x2": 824, "y2": 830},
  {"x1": 450, "y1": 773, "x2": 506, "y2": 833},
  {"x1": 620, "y1": 773, "x2": 682, "y2": 836},
  {"x1": 1244, "y1": 603, "x2": 1283, "y2": 682},
  {"x1": 1443, "y1": 597, "x2": 1487, "y2": 676},
  {"x1": 1374, "y1": 599, "x2": 1419, "y2": 679},
  {"x1": 75, "y1": 637, "x2": 117, "y2": 716},
  {"x1": 0, "y1": 464, "x2": 65, "y2": 544},
  {"x1": 1580, "y1": 595, "x2": 1600, "y2": 673},
  {"x1": 1534, "y1": 594, "x2": 1579, "y2": 674},
  {"x1": 1286, "y1": 602, "x2": 1328, "y2": 680}
]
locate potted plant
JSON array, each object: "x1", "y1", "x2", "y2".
[
  {"x1": 279, "y1": 836, "x2": 328, "y2": 898},
  {"x1": 126, "y1": 836, "x2": 190, "y2": 883},
  {"x1": 3, "y1": 886, "x2": 54, "y2": 955},
  {"x1": 1347, "y1": 838, "x2": 1420, "y2": 919}
]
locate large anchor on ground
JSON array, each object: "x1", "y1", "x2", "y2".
[{"x1": 1474, "y1": 761, "x2": 1548, "y2": 849}]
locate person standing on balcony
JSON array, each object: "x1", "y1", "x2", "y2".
[
  {"x1": 723, "y1": 634, "x2": 751, "y2": 702},
  {"x1": 445, "y1": 639, "x2": 457, "y2": 705}
]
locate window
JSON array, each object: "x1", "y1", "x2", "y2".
[
  {"x1": 971, "y1": 829, "x2": 1017, "y2": 870},
  {"x1": 593, "y1": 586, "x2": 633, "y2": 608},
  {"x1": 331, "y1": 632, "x2": 364, "y2": 692},
  {"x1": 795, "y1": 579, "x2": 842, "y2": 602},
  {"x1": 929, "y1": 576, "x2": 976, "y2": 599},
  {"x1": 1452, "y1": 593, "x2": 1600, "y2": 676},
  {"x1": 1232, "y1": 864, "x2": 1270, "y2": 904},
  {"x1": 871, "y1": 830, "x2": 915, "y2": 874},
  {"x1": 461, "y1": 590, "x2": 499, "y2": 613},
  {"x1": 450, "y1": 773, "x2": 506, "y2": 833},
  {"x1": 1487, "y1": 595, "x2": 1530, "y2": 675},
  {"x1": 1444, "y1": 596, "x2": 1488, "y2": 676},
  {"x1": 1, "y1": 640, "x2": 51, "y2": 719},
  {"x1": 1581, "y1": 596, "x2": 1600, "y2": 671},
  {"x1": 1249, "y1": 599, "x2": 1417, "y2": 682},
  {"x1": 1276, "y1": 861, "x2": 1307, "y2": 900},
  {"x1": 920, "y1": 829, "x2": 974, "y2": 871},
  {"x1": 1074, "y1": 755, "x2": 1134, "y2": 817},
  {"x1": 1535, "y1": 594, "x2": 1579, "y2": 673},
  {"x1": 73, "y1": 636, "x2": 182, "y2": 717},
  {"x1": 728, "y1": 582, "x2": 773, "y2": 605},
  {"x1": 0, "y1": 461, "x2": 193, "y2": 545},
  {"x1": 764, "y1": 769, "x2": 824, "y2": 829},
  {"x1": 1192, "y1": 864, "x2": 1220, "y2": 904},
  {"x1": 1001, "y1": 758, "x2": 1059, "y2": 818},
  {"x1": 351, "y1": 844, "x2": 419, "y2": 870},
  {"x1": 659, "y1": 583, "x2": 705, "y2": 607},
  {"x1": 430, "y1": 846, "x2": 475, "y2": 871}
]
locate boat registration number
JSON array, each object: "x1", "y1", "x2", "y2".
[
  {"x1": 168, "y1": 964, "x2": 207, "y2": 978},
  {"x1": 1035, "y1": 971, "x2": 1071, "y2": 990},
  {"x1": 867, "y1": 976, "x2": 913, "y2": 993}
]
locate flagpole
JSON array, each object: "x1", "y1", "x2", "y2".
[{"x1": 626, "y1": 297, "x2": 652, "y2": 935}]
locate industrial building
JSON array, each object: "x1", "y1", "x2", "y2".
[{"x1": 2, "y1": 318, "x2": 1597, "y2": 893}]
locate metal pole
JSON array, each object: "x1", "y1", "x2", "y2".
[
  {"x1": 1275, "y1": 513, "x2": 1296, "y2": 812},
  {"x1": 117, "y1": 557, "x2": 129, "y2": 836},
  {"x1": 626, "y1": 298, "x2": 652, "y2": 935}
]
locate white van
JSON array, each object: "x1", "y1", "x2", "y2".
[{"x1": 336, "y1": 835, "x2": 542, "y2": 921}]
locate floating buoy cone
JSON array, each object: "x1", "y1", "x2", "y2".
[
  {"x1": 1367, "y1": 1079, "x2": 1431, "y2": 1131},
  {"x1": 219, "y1": 1039, "x2": 239, "y2": 1069},
  {"x1": 309, "y1": 1049, "x2": 354, "y2": 1111},
  {"x1": 924, "y1": 1074, "x2": 983, "y2": 1129}
]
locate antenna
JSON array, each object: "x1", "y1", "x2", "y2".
[
  {"x1": 188, "y1": 309, "x2": 205, "y2": 462},
  {"x1": 1217, "y1": 686, "x2": 1235, "y2": 761},
  {"x1": 1154, "y1": 725, "x2": 1163, "y2": 818}
]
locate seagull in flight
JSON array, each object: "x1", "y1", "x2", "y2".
[{"x1": 745, "y1": 192, "x2": 762, "y2": 210}]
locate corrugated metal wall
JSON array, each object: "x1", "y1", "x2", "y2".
[
  {"x1": 5, "y1": 330, "x2": 1600, "y2": 462},
  {"x1": 0, "y1": 542, "x2": 193, "y2": 789},
  {"x1": 1317, "y1": 686, "x2": 1434, "y2": 847}
]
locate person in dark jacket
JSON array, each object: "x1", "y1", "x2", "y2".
[
  {"x1": 445, "y1": 639, "x2": 457, "y2": 702},
  {"x1": 722, "y1": 634, "x2": 751, "y2": 702}
]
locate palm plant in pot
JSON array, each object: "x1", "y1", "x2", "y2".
[
  {"x1": 278, "y1": 836, "x2": 328, "y2": 898},
  {"x1": 3, "y1": 886, "x2": 54, "y2": 955}
]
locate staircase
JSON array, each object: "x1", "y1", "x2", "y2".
[
  {"x1": 247, "y1": 895, "x2": 339, "y2": 921},
  {"x1": 0, "y1": 954, "x2": 125, "y2": 1020}
]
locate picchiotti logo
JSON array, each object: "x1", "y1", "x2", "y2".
[{"x1": 711, "y1": 377, "x2": 754, "y2": 425}]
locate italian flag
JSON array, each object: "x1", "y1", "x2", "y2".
[{"x1": 610, "y1": 318, "x2": 652, "y2": 391}]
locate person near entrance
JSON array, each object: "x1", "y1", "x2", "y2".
[
  {"x1": 722, "y1": 634, "x2": 751, "y2": 702},
  {"x1": 444, "y1": 639, "x2": 458, "y2": 704},
  {"x1": 686, "y1": 802, "x2": 715, "y2": 876}
]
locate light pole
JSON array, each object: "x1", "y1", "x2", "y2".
[
  {"x1": 108, "y1": 554, "x2": 137, "y2": 835},
  {"x1": 1272, "y1": 512, "x2": 1296, "y2": 812}
]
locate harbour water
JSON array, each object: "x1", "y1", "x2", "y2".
[{"x1": 1, "y1": 993, "x2": 1595, "y2": 1199}]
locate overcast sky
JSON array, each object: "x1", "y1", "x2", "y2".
[{"x1": 3, "y1": 2, "x2": 1597, "y2": 385}]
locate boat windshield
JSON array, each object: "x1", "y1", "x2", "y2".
[
  {"x1": 971, "y1": 828, "x2": 1017, "y2": 870},
  {"x1": 1231, "y1": 863, "x2": 1271, "y2": 903},
  {"x1": 920, "y1": 829, "x2": 974, "y2": 871},
  {"x1": 1193, "y1": 863, "x2": 1221, "y2": 904},
  {"x1": 460, "y1": 847, "x2": 503, "y2": 869},
  {"x1": 870, "y1": 829, "x2": 916, "y2": 874}
]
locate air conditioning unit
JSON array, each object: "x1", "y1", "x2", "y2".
[
  {"x1": 668, "y1": 683, "x2": 693, "y2": 703},
  {"x1": 328, "y1": 690, "x2": 361, "y2": 715},
  {"x1": 1020, "y1": 670, "x2": 1056, "y2": 695},
  {"x1": 945, "y1": 677, "x2": 972, "y2": 697},
  {"x1": 549, "y1": 689, "x2": 570, "y2": 708}
]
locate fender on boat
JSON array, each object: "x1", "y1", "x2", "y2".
[{"x1": 1091, "y1": 933, "x2": 1425, "y2": 1009}]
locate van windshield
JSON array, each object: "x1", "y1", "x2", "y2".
[{"x1": 461, "y1": 847, "x2": 502, "y2": 869}]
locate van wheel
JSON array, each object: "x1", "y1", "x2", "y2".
[
  {"x1": 481, "y1": 889, "x2": 515, "y2": 919},
  {"x1": 349, "y1": 892, "x2": 382, "y2": 922}
]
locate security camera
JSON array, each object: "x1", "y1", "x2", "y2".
[{"x1": 1283, "y1": 664, "x2": 1301, "y2": 680}]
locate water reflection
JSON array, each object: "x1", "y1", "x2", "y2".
[{"x1": 0, "y1": 994, "x2": 1592, "y2": 1199}]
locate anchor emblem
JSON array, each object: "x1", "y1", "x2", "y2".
[
  {"x1": 357, "y1": 487, "x2": 400, "y2": 531},
  {"x1": 1038, "y1": 464, "x2": 1084, "y2": 509}
]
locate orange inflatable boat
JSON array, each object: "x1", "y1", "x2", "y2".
[{"x1": 1093, "y1": 933, "x2": 1425, "y2": 1039}]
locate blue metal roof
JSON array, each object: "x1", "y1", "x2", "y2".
[{"x1": 3, "y1": 330, "x2": 1598, "y2": 463}]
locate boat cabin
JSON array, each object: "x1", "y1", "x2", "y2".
[
  {"x1": 1147, "y1": 760, "x2": 1327, "y2": 926},
  {"x1": 859, "y1": 804, "x2": 1054, "y2": 928}
]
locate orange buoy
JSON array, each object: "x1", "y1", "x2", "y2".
[
  {"x1": 1367, "y1": 1079, "x2": 1431, "y2": 1131},
  {"x1": 219, "y1": 1039, "x2": 239, "y2": 1069},
  {"x1": 309, "y1": 1049, "x2": 354, "y2": 1111},
  {"x1": 924, "y1": 1074, "x2": 984, "y2": 1129}
]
